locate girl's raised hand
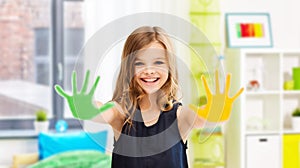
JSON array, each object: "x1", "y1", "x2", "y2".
[
  {"x1": 54, "y1": 70, "x2": 114, "y2": 120},
  {"x1": 190, "y1": 71, "x2": 244, "y2": 122}
]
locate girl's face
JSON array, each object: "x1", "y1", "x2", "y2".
[{"x1": 134, "y1": 42, "x2": 169, "y2": 95}]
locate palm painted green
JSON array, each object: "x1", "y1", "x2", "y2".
[{"x1": 54, "y1": 70, "x2": 114, "y2": 120}]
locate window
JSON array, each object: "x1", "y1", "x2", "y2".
[
  {"x1": 0, "y1": 0, "x2": 52, "y2": 129},
  {"x1": 63, "y1": 28, "x2": 84, "y2": 92},
  {"x1": 35, "y1": 28, "x2": 50, "y2": 85},
  {"x1": 63, "y1": 1, "x2": 85, "y2": 118},
  {"x1": 0, "y1": 0, "x2": 84, "y2": 130},
  {"x1": 34, "y1": 28, "x2": 84, "y2": 90}
]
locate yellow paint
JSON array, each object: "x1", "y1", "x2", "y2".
[
  {"x1": 283, "y1": 134, "x2": 300, "y2": 168},
  {"x1": 189, "y1": 71, "x2": 244, "y2": 122}
]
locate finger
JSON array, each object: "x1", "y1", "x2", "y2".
[
  {"x1": 215, "y1": 70, "x2": 220, "y2": 94},
  {"x1": 99, "y1": 102, "x2": 115, "y2": 112},
  {"x1": 89, "y1": 76, "x2": 100, "y2": 95},
  {"x1": 54, "y1": 85, "x2": 70, "y2": 98},
  {"x1": 201, "y1": 75, "x2": 212, "y2": 96},
  {"x1": 225, "y1": 73, "x2": 232, "y2": 95},
  {"x1": 81, "y1": 70, "x2": 90, "y2": 93},
  {"x1": 72, "y1": 71, "x2": 78, "y2": 94},
  {"x1": 231, "y1": 87, "x2": 244, "y2": 101}
]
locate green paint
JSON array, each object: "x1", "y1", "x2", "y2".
[{"x1": 55, "y1": 70, "x2": 114, "y2": 120}]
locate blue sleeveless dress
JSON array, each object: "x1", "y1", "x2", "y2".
[{"x1": 111, "y1": 103, "x2": 188, "y2": 168}]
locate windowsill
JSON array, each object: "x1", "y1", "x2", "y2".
[
  {"x1": 0, "y1": 129, "x2": 82, "y2": 139},
  {"x1": 0, "y1": 130, "x2": 38, "y2": 139}
]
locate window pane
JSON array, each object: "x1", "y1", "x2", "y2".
[
  {"x1": 63, "y1": 1, "x2": 85, "y2": 118},
  {"x1": 35, "y1": 28, "x2": 49, "y2": 56},
  {"x1": 64, "y1": 28, "x2": 84, "y2": 56},
  {"x1": 0, "y1": 0, "x2": 52, "y2": 121}
]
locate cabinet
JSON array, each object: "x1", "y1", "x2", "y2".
[
  {"x1": 225, "y1": 49, "x2": 300, "y2": 168},
  {"x1": 283, "y1": 134, "x2": 300, "y2": 167},
  {"x1": 246, "y1": 135, "x2": 280, "y2": 168}
]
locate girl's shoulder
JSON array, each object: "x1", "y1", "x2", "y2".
[
  {"x1": 171, "y1": 100, "x2": 182, "y2": 110},
  {"x1": 162, "y1": 101, "x2": 182, "y2": 115}
]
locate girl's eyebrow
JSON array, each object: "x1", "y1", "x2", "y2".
[
  {"x1": 135, "y1": 56, "x2": 165, "y2": 61},
  {"x1": 154, "y1": 56, "x2": 166, "y2": 60}
]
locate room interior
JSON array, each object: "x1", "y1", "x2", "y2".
[{"x1": 1, "y1": 0, "x2": 300, "y2": 168}]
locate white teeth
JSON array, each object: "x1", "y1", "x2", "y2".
[{"x1": 142, "y1": 78, "x2": 158, "y2": 82}]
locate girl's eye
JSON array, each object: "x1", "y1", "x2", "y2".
[
  {"x1": 134, "y1": 62, "x2": 144, "y2": 66},
  {"x1": 155, "y1": 61, "x2": 164, "y2": 65}
]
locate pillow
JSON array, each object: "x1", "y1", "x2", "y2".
[
  {"x1": 29, "y1": 150, "x2": 111, "y2": 168},
  {"x1": 38, "y1": 131, "x2": 107, "y2": 159}
]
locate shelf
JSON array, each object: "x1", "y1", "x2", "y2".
[
  {"x1": 225, "y1": 48, "x2": 300, "y2": 168},
  {"x1": 244, "y1": 53, "x2": 281, "y2": 91},
  {"x1": 283, "y1": 91, "x2": 300, "y2": 95},
  {"x1": 245, "y1": 131, "x2": 280, "y2": 136},
  {"x1": 245, "y1": 91, "x2": 280, "y2": 95},
  {"x1": 245, "y1": 94, "x2": 280, "y2": 133},
  {"x1": 245, "y1": 91, "x2": 300, "y2": 95},
  {"x1": 283, "y1": 129, "x2": 300, "y2": 134},
  {"x1": 283, "y1": 95, "x2": 300, "y2": 130}
]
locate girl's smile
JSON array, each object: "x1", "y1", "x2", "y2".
[{"x1": 140, "y1": 77, "x2": 160, "y2": 84}]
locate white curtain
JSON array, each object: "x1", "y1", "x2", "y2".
[{"x1": 84, "y1": 0, "x2": 189, "y2": 38}]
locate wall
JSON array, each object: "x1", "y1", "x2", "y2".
[{"x1": 220, "y1": 0, "x2": 300, "y2": 49}]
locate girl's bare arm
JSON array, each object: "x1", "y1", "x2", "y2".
[{"x1": 91, "y1": 101, "x2": 125, "y2": 129}]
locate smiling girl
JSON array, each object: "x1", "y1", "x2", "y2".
[{"x1": 55, "y1": 26, "x2": 243, "y2": 168}]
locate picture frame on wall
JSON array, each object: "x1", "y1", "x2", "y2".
[{"x1": 225, "y1": 13, "x2": 273, "y2": 48}]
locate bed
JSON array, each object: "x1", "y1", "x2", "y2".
[{"x1": 12, "y1": 130, "x2": 111, "y2": 168}]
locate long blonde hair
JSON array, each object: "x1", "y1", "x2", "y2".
[{"x1": 112, "y1": 26, "x2": 179, "y2": 127}]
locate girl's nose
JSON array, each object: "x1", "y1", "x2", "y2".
[{"x1": 144, "y1": 66, "x2": 155, "y2": 75}]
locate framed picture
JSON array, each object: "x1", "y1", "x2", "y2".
[{"x1": 225, "y1": 13, "x2": 273, "y2": 48}]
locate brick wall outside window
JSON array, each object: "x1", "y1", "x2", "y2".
[
  {"x1": 0, "y1": 0, "x2": 84, "y2": 118},
  {"x1": 0, "y1": 0, "x2": 83, "y2": 81}
]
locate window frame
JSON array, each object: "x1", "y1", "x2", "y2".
[
  {"x1": 52, "y1": 0, "x2": 84, "y2": 129},
  {"x1": 0, "y1": 0, "x2": 84, "y2": 131}
]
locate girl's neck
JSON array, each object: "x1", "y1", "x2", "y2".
[{"x1": 139, "y1": 93, "x2": 159, "y2": 112}]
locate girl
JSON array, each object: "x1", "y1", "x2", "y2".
[{"x1": 55, "y1": 26, "x2": 243, "y2": 168}]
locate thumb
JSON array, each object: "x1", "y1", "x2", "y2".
[{"x1": 54, "y1": 85, "x2": 70, "y2": 98}]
